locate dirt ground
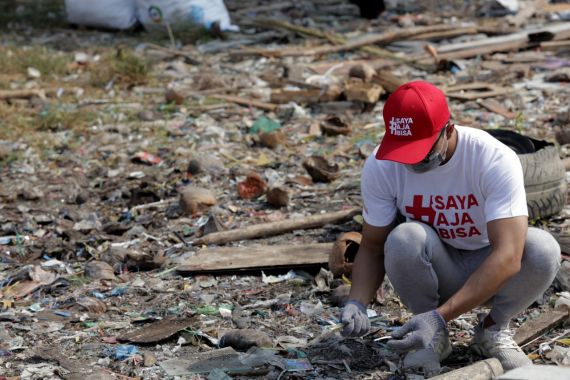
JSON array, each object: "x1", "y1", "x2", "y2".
[{"x1": 0, "y1": 1, "x2": 569, "y2": 379}]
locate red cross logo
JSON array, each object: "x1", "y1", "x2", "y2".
[{"x1": 405, "y1": 195, "x2": 436, "y2": 225}]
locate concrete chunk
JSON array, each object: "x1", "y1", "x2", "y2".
[{"x1": 497, "y1": 365, "x2": 570, "y2": 380}]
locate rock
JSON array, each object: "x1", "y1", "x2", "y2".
[
  {"x1": 165, "y1": 88, "x2": 185, "y2": 105},
  {"x1": 330, "y1": 284, "x2": 351, "y2": 307},
  {"x1": 348, "y1": 63, "x2": 377, "y2": 82},
  {"x1": 77, "y1": 297, "x2": 107, "y2": 314},
  {"x1": 144, "y1": 351, "x2": 157, "y2": 367},
  {"x1": 73, "y1": 214, "x2": 102, "y2": 232},
  {"x1": 303, "y1": 156, "x2": 340, "y2": 183},
  {"x1": 320, "y1": 116, "x2": 352, "y2": 136},
  {"x1": 27, "y1": 67, "x2": 41, "y2": 79},
  {"x1": 237, "y1": 172, "x2": 268, "y2": 199},
  {"x1": 179, "y1": 186, "x2": 217, "y2": 215},
  {"x1": 138, "y1": 110, "x2": 156, "y2": 121},
  {"x1": 259, "y1": 130, "x2": 286, "y2": 149},
  {"x1": 219, "y1": 329, "x2": 273, "y2": 351},
  {"x1": 556, "y1": 260, "x2": 570, "y2": 291},
  {"x1": 266, "y1": 187, "x2": 290, "y2": 207},
  {"x1": 329, "y1": 232, "x2": 362, "y2": 278},
  {"x1": 85, "y1": 261, "x2": 116, "y2": 280},
  {"x1": 187, "y1": 155, "x2": 225, "y2": 176}
]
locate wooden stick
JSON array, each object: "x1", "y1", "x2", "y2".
[
  {"x1": 212, "y1": 94, "x2": 278, "y2": 112},
  {"x1": 0, "y1": 89, "x2": 48, "y2": 100},
  {"x1": 191, "y1": 207, "x2": 360, "y2": 246},
  {"x1": 541, "y1": 40, "x2": 570, "y2": 51}
]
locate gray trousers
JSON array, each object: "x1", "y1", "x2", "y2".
[{"x1": 384, "y1": 222, "x2": 561, "y2": 327}]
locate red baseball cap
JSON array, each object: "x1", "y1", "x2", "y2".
[{"x1": 376, "y1": 81, "x2": 450, "y2": 164}]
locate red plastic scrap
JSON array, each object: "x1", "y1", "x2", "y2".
[
  {"x1": 237, "y1": 173, "x2": 267, "y2": 199},
  {"x1": 132, "y1": 151, "x2": 162, "y2": 165}
]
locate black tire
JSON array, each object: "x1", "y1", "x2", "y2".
[
  {"x1": 487, "y1": 129, "x2": 567, "y2": 219},
  {"x1": 519, "y1": 146, "x2": 567, "y2": 219}
]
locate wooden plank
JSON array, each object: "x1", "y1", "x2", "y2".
[
  {"x1": 478, "y1": 99, "x2": 517, "y2": 119},
  {"x1": 270, "y1": 88, "x2": 340, "y2": 104},
  {"x1": 119, "y1": 318, "x2": 196, "y2": 343},
  {"x1": 176, "y1": 243, "x2": 332, "y2": 273},
  {"x1": 212, "y1": 94, "x2": 278, "y2": 112},
  {"x1": 445, "y1": 83, "x2": 511, "y2": 101},
  {"x1": 514, "y1": 309, "x2": 569, "y2": 346}
]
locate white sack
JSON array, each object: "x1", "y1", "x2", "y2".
[{"x1": 136, "y1": 0, "x2": 238, "y2": 32}]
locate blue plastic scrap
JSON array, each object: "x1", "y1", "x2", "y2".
[{"x1": 105, "y1": 345, "x2": 139, "y2": 361}]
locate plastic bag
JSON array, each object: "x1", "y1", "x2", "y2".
[
  {"x1": 65, "y1": 0, "x2": 138, "y2": 30},
  {"x1": 136, "y1": 0, "x2": 238, "y2": 32}
]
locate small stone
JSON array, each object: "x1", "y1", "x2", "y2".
[
  {"x1": 259, "y1": 130, "x2": 286, "y2": 149},
  {"x1": 85, "y1": 261, "x2": 116, "y2": 280},
  {"x1": 266, "y1": 187, "x2": 290, "y2": 207},
  {"x1": 27, "y1": 67, "x2": 41, "y2": 79},
  {"x1": 303, "y1": 156, "x2": 340, "y2": 183},
  {"x1": 179, "y1": 186, "x2": 217, "y2": 215},
  {"x1": 165, "y1": 88, "x2": 185, "y2": 105},
  {"x1": 187, "y1": 155, "x2": 225, "y2": 176},
  {"x1": 138, "y1": 110, "x2": 156, "y2": 122},
  {"x1": 143, "y1": 351, "x2": 157, "y2": 367},
  {"x1": 219, "y1": 329, "x2": 273, "y2": 351},
  {"x1": 348, "y1": 63, "x2": 377, "y2": 82}
]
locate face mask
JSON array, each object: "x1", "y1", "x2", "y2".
[{"x1": 406, "y1": 133, "x2": 448, "y2": 174}]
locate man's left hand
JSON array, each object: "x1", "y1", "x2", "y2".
[{"x1": 387, "y1": 310, "x2": 447, "y2": 351}]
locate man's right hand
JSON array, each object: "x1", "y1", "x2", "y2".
[{"x1": 340, "y1": 300, "x2": 370, "y2": 337}]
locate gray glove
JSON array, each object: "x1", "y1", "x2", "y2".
[
  {"x1": 340, "y1": 300, "x2": 370, "y2": 337},
  {"x1": 387, "y1": 310, "x2": 447, "y2": 351}
]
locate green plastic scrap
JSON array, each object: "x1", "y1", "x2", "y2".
[
  {"x1": 249, "y1": 116, "x2": 281, "y2": 134},
  {"x1": 195, "y1": 305, "x2": 219, "y2": 315}
]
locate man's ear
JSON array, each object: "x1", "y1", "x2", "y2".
[{"x1": 446, "y1": 122, "x2": 455, "y2": 138}]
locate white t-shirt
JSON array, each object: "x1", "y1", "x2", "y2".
[{"x1": 361, "y1": 126, "x2": 528, "y2": 250}]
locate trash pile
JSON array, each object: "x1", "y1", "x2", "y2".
[{"x1": 0, "y1": 0, "x2": 569, "y2": 379}]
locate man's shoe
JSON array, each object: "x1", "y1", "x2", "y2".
[
  {"x1": 471, "y1": 314, "x2": 532, "y2": 371},
  {"x1": 403, "y1": 327, "x2": 452, "y2": 376}
]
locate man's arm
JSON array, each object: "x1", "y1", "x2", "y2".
[
  {"x1": 437, "y1": 216, "x2": 528, "y2": 322},
  {"x1": 348, "y1": 220, "x2": 396, "y2": 305}
]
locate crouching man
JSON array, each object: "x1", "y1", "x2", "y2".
[{"x1": 340, "y1": 81, "x2": 561, "y2": 373}]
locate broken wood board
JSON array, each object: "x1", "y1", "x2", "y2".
[
  {"x1": 119, "y1": 318, "x2": 196, "y2": 344},
  {"x1": 372, "y1": 70, "x2": 409, "y2": 93},
  {"x1": 212, "y1": 94, "x2": 278, "y2": 112},
  {"x1": 270, "y1": 88, "x2": 340, "y2": 104},
  {"x1": 307, "y1": 58, "x2": 393, "y2": 76},
  {"x1": 416, "y1": 32, "x2": 529, "y2": 63},
  {"x1": 344, "y1": 81, "x2": 384, "y2": 103},
  {"x1": 177, "y1": 243, "x2": 332, "y2": 273},
  {"x1": 514, "y1": 309, "x2": 569, "y2": 346},
  {"x1": 444, "y1": 83, "x2": 510, "y2": 101},
  {"x1": 478, "y1": 99, "x2": 517, "y2": 119},
  {"x1": 233, "y1": 24, "x2": 459, "y2": 58},
  {"x1": 191, "y1": 207, "x2": 360, "y2": 246}
]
